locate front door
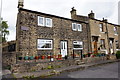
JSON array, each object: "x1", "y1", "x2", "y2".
[
  {"x1": 61, "y1": 41, "x2": 67, "y2": 57},
  {"x1": 94, "y1": 41, "x2": 98, "y2": 54},
  {"x1": 110, "y1": 40, "x2": 113, "y2": 54},
  {"x1": 92, "y1": 36, "x2": 98, "y2": 54}
]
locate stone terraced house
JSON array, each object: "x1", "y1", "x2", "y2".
[
  {"x1": 2, "y1": 0, "x2": 120, "y2": 70},
  {"x1": 16, "y1": 8, "x2": 90, "y2": 59},
  {"x1": 71, "y1": 8, "x2": 120, "y2": 55},
  {"x1": 15, "y1": 0, "x2": 120, "y2": 60}
]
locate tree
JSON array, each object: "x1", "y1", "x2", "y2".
[{"x1": 0, "y1": 21, "x2": 9, "y2": 42}]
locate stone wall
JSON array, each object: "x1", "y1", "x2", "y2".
[
  {"x1": 11, "y1": 56, "x2": 115, "y2": 73},
  {"x1": 2, "y1": 52, "x2": 16, "y2": 69},
  {"x1": 11, "y1": 59, "x2": 78, "y2": 73}
]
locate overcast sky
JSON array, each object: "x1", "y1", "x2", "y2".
[{"x1": 1, "y1": 0, "x2": 120, "y2": 41}]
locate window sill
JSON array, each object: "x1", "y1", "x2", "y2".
[
  {"x1": 100, "y1": 32, "x2": 105, "y2": 33},
  {"x1": 37, "y1": 48, "x2": 53, "y2": 50},
  {"x1": 116, "y1": 49, "x2": 120, "y2": 51},
  {"x1": 101, "y1": 49, "x2": 106, "y2": 50},
  {"x1": 114, "y1": 34, "x2": 118, "y2": 36},
  {"x1": 73, "y1": 48, "x2": 83, "y2": 50}
]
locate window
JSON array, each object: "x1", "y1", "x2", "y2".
[
  {"x1": 77, "y1": 24, "x2": 82, "y2": 31},
  {"x1": 73, "y1": 41, "x2": 83, "y2": 50},
  {"x1": 72, "y1": 23, "x2": 77, "y2": 31},
  {"x1": 109, "y1": 40, "x2": 113, "y2": 49},
  {"x1": 100, "y1": 39, "x2": 106, "y2": 49},
  {"x1": 99, "y1": 23, "x2": 104, "y2": 32},
  {"x1": 116, "y1": 40, "x2": 119, "y2": 49},
  {"x1": 38, "y1": 16, "x2": 52, "y2": 27},
  {"x1": 38, "y1": 16, "x2": 44, "y2": 26},
  {"x1": 45, "y1": 18, "x2": 52, "y2": 27},
  {"x1": 114, "y1": 26, "x2": 118, "y2": 35},
  {"x1": 72, "y1": 23, "x2": 82, "y2": 31},
  {"x1": 37, "y1": 39, "x2": 52, "y2": 50}
]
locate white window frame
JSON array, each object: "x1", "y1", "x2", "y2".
[
  {"x1": 45, "y1": 18, "x2": 52, "y2": 27},
  {"x1": 73, "y1": 41, "x2": 83, "y2": 50},
  {"x1": 99, "y1": 23, "x2": 104, "y2": 32},
  {"x1": 77, "y1": 24, "x2": 82, "y2": 31},
  {"x1": 100, "y1": 39, "x2": 106, "y2": 49},
  {"x1": 37, "y1": 39, "x2": 53, "y2": 50},
  {"x1": 114, "y1": 26, "x2": 118, "y2": 35},
  {"x1": 38, "y1": 16, "x2": 44, "y2": 26},
  {"x1": 72, "y1": 23, "x2": 77, "y2": 31},
  {"x1": 115, "y1": 40, "x2": 119, "y2": 49}
]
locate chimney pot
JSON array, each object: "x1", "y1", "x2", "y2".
[{"x1": 88, "y1": 10, "x2": 95, "y2": 19}]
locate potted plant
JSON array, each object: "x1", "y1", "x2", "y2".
[
  {"x1": 47, "y1": 55, "x2": 51, "y2": 59},
  {"x1": 24, "y1": 56, "x2": 29, "y2": 60},
  {"x1": 82, "y1": 54, "x2": 85, "y2": 58},
  {"x1": 41, "y1": 55, "x2": 46, "y2": 59},
  {"x1": 24, "y1": 53, "x2": 29, "y2": 60},
  {"x1": 35, "y1": 55, "x2": 39, "y2": 60},
  {"x1": 88, "y1": 53, "x2": 91, "y2": 57},
  {"x1": 116, "y1": 51, "x2": 120, "y2": 59},
  {"x1": 18, "y1": 56, "x2": 22, "y2": 60},
  {"x1": 85, "y1": 54, "x2": 88, "y2": 57},
  {"x1": 29, "y1": 56, "x2": 34, "y2": 60},
  {"x1": 65, "y1": 55, "x2": 68, "y2": 60},
  {"x1": 71, "y1": 54, "x2": 76, "y2": 57},
  {"x1": 57, "y1": 53, "x2": 62, "y2": 60},
  {"x1": 91, "y1": 54, "x2": 95, "y2": 57}
]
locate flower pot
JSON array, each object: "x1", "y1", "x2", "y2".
[
  {"x1": 18, "y1": 57, "x2": 22, "y2": 60},
  {"x1": 41, "y1": 55, "x2": 45, "y2": 59},
  {"x1": 35, "y1": 56, "x2": 39, "y2": 59},
  {"x1": 71, "y1": 54, "x2": 76, "y2": 57},
  {"x1": 53, "y1": 55, "x2": 57, "y2": 59},
  {"x1": 88, "y1": 53, "x2": 91, "y2": 57},
  {"x1": 92, "y1": 55, "x2": 94, "y2": 57},
  {"x1": 85, "y1": 54, "x2": 88, "y2": 57},
  {"x1": 58, "y1": 54, "x2": 62, "y2": 58},
  {"x1": 47, "y1": 56, "x2": 51, "y2": 59},
  {"x1": 24, "y1": 56, "x2": 29, "y2": 60},
  {"x1": 57, "y1": 54, "x2": 62, "y2": 60},
  {"x1": 29, "y1": 56, "x2": 34, "y2": 60}
]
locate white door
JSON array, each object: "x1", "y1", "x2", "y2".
[
  {"x1": 110, "y1": 40, "x2": 113, "y2": 53},
  {"x1": 61, "y1": 41, "x2": 67, "y2": 57}
]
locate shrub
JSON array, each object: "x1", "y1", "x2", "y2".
[
  {"x1": 116, "y1": 51, "x2": 120, "y2": 59},
  {"x1": 47, "y1": 65, "x2": 54, "y2": 69},
  {"x1": 5, "y1": 65, "x2": 11, "y2": 70}
]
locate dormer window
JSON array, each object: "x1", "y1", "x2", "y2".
[{"x1": 99, "y1": 23, "x2": 104, "y2": 32}]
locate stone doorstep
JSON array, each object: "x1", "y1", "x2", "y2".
[{"x1": 13, "y1": 59, "x2": 120, "y2": 78}]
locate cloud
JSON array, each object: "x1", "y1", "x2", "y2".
[{"x1": 1, "y1": 0, "x2": 119, "y2": 41}]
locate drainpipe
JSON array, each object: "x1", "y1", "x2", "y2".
[{"x1": 104, "y1": 19, "x2": 111, "y2": 54}]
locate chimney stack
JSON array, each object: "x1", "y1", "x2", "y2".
[
  {"x1": 102, "y1": 18, "x2": 108, "y2": 23},
  {"x1": 18, "y1": 0, "x2": 24, "y2": 8},
  {"x1": 88, "y1": 10, "x2": 95, "y2": 19},
  {"x1": 70, "y1": 7, "x2": 77, "y2": 19}
]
